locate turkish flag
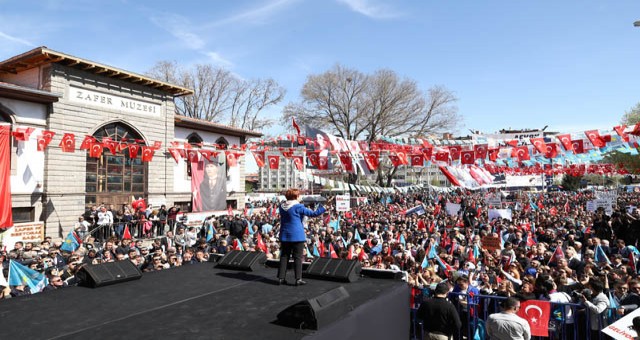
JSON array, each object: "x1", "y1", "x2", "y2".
[
  {"x1": 89, "y1": 143, "x2": 104, "y2": 158},
  {"x1": 267, "y1": 155, "x2": 280, "y2": 170},
  {"x1": 338, "y1": 152, "x2": 354, "y2": 172},
  {"x1": 102, "y1": 138, "x2": 118, "y2": 155},
  {"x1": 517, "y1": 300, "x2": 551, "y2": 337},
  {"x1": 613, "y1": 125, "x2": 629, "y2": 142},
  {"x1": 487, "y1": 148, "x2": 500, "y2": 162},
  {"x1": 363, "y1": 151, "x2": 380, "y2": 171},
  {"x1": 544, "y1": 143, "x2": 558, "y2": 159},
  {"x1": 435, "y1": 151, "x2": 449, "y2": 163},
  {"x1": 37, "y1": 130, "x2": 55, "y2": 151},
  {"x1": 421, "y1": 147, "x2": 433, "y2": 161},
  {"x1": 281, "y1": 148, "x2": 295, "y2": 158},
  {"x1": 225, "y1": 151, "x2": 239, "y2": 167},
  {"x1": 307, "y1": 150, "x2": 321, "y2": 168},
  {"x1": 78, "y1": 136, "x2": 94, "y2": 150},
  {"x1": 585, "y1": 130, "x2": 606, "y2": 148},
  {"x1": 292, "y1": 156, "x2": 304, "y2": 170},
  {"x1": 252, "y1": 151, "x2": 265, "y2": 168},
  {"x1": 512, "y1": 146, "x2": 530, "y2": 161},
  {"x1": 410, "y1": 154, "x2": 424, "y2": 166},
  {"x1": 630, "y1": 123, "x2": 640, "y2": 136},
  {"x1": 571, "y1": 139, "x2": 585, "y2": 154},
  {"x1": 448, "y1": 145, "x2": 461, "y2": 160},
  {"x1": 438, "y1": 165, "x2": 461, "y2": 187},
  {"x1": 11, "y1": 127, "x2": 35, "y2": 141},
  {"x1": 460, "y1": 150, "x2": 475, "y2": 165},
  {"x1": 556, "y1": 134, "x2": 573, "y2": 151},
  {"x1": 317, "y1": 154, "x2": 329, "y2": 170},
  {"x1": 292, "y1": 117, "x2": 301, "y2": 135},
  {"x1": 168, "y1": 148, "x2": 182, "y2": 164},
  {"x1": 530, "y1": 138, "x2": 547, "y2": 154},
  {"x1": 187, "y1": 149, "x2": 200, "y2": 163},
  {"x1": 388, "y1": 152, "x2": 404, "y2": 167},
  {"x1": 152, "y1": 141, "x2": 162, "y2": 150},
  {"x1": 0, "y1": 125, "x2": 13, "y2": 229},
  {"x1": 128, "y1": 144, "x2": 140, "y2": 159},
  {"x1": 59, "y1": 133, "x2": 76, "y2": 152},
  {"x1": 473, "y1": 144, "x2": 487, "y2": 160},
  {"x1": 141, "y1": 146, "x2": 155, "y2": 162},
  {"x1": 396, "y1": 151, "x2": 409, "y2": 165},
  {"x1": 199, "y1": 149, "x2": 218, "y2": 162}
]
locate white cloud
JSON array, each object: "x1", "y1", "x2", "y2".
[
  {"x1": 336, "y1": 0, "x2": 403, "y2": 19},
  {"x1": 0, "y1": 30, "x2": 35, "y2": 48},
  {"x1": 150, "y1": 13, "x2": 205, "y2": 50},
  {"x1": 203, "y1": 51, "x2": 234, "y2": 68},
  {"x1": 205, "y1": 0, "x2": 299, "y2": 28}
]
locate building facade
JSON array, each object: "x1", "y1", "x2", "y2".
[{"x1": 0, "y1": 47, "x2": 260, "y2": 239}]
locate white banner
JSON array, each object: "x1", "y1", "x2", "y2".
[
  {"x1": 602, "y1": 306, "x2": 640, "y2": 339},
  {"x1": 445, "y1": 202, "x2": 461, "y2": 216},
  {"x1": 586, "y1": 199, "x2": 613, "y2": 216},
  {"x1": 335, "y1": 195, "x2": 351, "y2": 212},
  {"x1": 0, "y1": 222, "x2": 44, "y2": 250},
  {"x1": 505, "y1": 175, "x2": 543, "y2": 187},
  {"x1": 488, "y1": 209, "x2": 513, "y2": 221}
]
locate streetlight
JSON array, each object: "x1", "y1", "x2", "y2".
[{"x1": 635, "y1": 21, "x2": 640, "y2": 27}]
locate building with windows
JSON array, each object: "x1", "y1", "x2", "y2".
[{"x1": 0, "y1": 47, "x2": 260, "y2": 238}]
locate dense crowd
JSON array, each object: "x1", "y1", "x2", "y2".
[{"x1": 2, "y1": 187, "x2": 639, "y2": 337}]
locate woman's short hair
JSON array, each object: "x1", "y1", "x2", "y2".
[{"x1": 284, "y1": 189, "x2": 300, "y2": 200}]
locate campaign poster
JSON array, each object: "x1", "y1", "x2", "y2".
[{"x1": 192, "y1": 158, "x2": 227, "y2": 212}]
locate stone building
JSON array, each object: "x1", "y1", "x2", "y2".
[{"x1": 0, "y1": 47, "x2": 260, "y2": 239}]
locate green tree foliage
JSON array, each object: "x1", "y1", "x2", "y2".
[{"x1": 561, "y1": 174, "x2": 582, "y2": 191}]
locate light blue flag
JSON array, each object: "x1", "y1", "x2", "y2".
[
  {"x1": 400, "y1": 234, "x2": 406, "y2": 246},
  {"x1": 371, "y1": 243, "x2": 382, "y2": 254},
  {"x1": 8, "y1": 260, "x2": 47, "y2": 293},
  {"x1": 305, "y1": 244, "x2": 313, "y2": 258},
  {"x1": 473, "y1": 245, "x2": 481, "y2": 259},
  {"x1": 247, "y1": 220, "x2": 255, "y2": 235},
  {"x1": 421, "y1": 253, "x2": 430, "y2": 268},
  {"x1": 354, "y1": 228, "x2": 363, "y2": 244},
  {"x1": 60, "y1": 231, "x2": 79, "y2": 252},
  {"x1": 629, "y1": 245, "x2": 640, "y2": 256},
  {"x1": 428, "y1": 244, "x2": 438, "y2": 259},
  {"x1": 312, "y1": 243, "x2": 320, "y2": 257},
  {"x1": 594, "y1": 244, "x2": 611, "y2": 264},
  {"x1": 206, "y1": 224, "x2": 214, "y2": 242},
  {"x1": 329, "y1": 219, "x2": 340, "y2": 231}
]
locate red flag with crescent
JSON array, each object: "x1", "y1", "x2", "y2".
[
  {"x1": 141, "y1": 146, "x2": 155, "y2": 162},
  {"x1": 199, "y1": 150, "x2": 218, "y2": 162},
  {"x1": 571, "y1": 139, "x2": 585, "y2": 154},
  {"x1": 168, "y1": 148, "x2": 182, "y2": 164},
  {"x1": 388, "y1": 152, "x2": 404, "y2": 167},
  {"x1": 512, "y1": 146, "x2": 530, "y2": 161},
  {"x1": 225, "y1": 151, "x2": 238, "y2": 167},
  {"x1": 585, "y1": 130, "x2": 606, "y2": 148},
  {"x1": 252, "y1": 151, "x2": 265, "y2": 168},
  {"x1": 448, "y1": 145, "x2": 461, "y2": 160},
  {"x1": 292, "y1": 156, "x2": 304, "y2": 170},
  {"x1": 473, "y1": 144, "x2": 487, "y2": 160},
  {"x1": 317, "y1": 153, "x2": 329, "y2": 170},
  {"x1": 102, "y1": 138, "x2": 118, "y2": 155},
  {"x1": 187, "y1": 149, "x2": 200, "y2": 163},
  {"x1": 421, "y1": 147, "x2": 433, "y2": 161},
  {"x1": 517, "y1": 300, "x2": 551, "y2": 337},
  {"x1": 556, "y1": 134, "x2": 573, "y2": 151},
  {"x1": 544, "y1": 143, "x2": 558, "y2": 159},
  {"x1": 89, "y1": 143, "x2": 104, "y2": 158},
  {"x1": 307, "y1": 150, "x2": 320, "y2": 168},
  {"x1": 128, "y1": 144, "x2": 140, "y2": 159},
  {"x1": 338, "y1": 152, "x2": 354, "y2": 172},
  {"x1": 11, "y1": 127, "x2": 35, "y2": 141},
  {"x1": 78, "y1": 136, "x2": 94, "y2": 150},
  {"x1": 614, "y1": 125, "x2": 629, "y2": 142},
  {"x1": 363, "y1": 151, "x2": 380, "y2": 171},
  {"x1": 59, "y1": 133, "x2": 76, "y2": 152},
  {"x1": 460, "y1": 150, "x2": 475, "y2": 165},
  {"x1": 37, "y1": 130, "x2": 55, "y2": 151},
  {"x1": 530, "y1": 138, "x2": 547, "y2": 154},
  {"x1": 410, "y1": 154, "x2": 424, "y2": 167},
  {"x1": 267, "y1": 155, "x2": 280, "y2": 170},
  {"x1": 435, "y1": 150, "x2": 449, "y2": 163},
  {"x1": 487, "y1": 148, "x2": 500, "y2": 162}
]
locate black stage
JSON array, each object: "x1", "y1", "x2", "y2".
[{"x1": 0, "y1": 262, "x2": 409, "y2": 340}]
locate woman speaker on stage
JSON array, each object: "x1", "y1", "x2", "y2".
[{"x1": 277, "y1": 189, "x2": 326, "y2": 286}]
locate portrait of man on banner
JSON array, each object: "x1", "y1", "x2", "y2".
[{"x1": 192, "y1": 157, "x2": 227, "y2": 212}]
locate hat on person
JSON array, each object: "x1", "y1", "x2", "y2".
[{"x1": 526, "y1": 268, "x2": 537, "y2": 276}]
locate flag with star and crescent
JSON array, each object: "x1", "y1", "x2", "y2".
[{"x1": 517, "y1": 299, "x2": 551, "y2": 337}]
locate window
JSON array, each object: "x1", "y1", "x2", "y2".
[
  {"x1": 85, "y1": 123, "x2": 147, "y2": 209},
  {"x1": 184, "y1": 133, "x2": 204, "y2": 180},
  {"x1": 12, "y1": 207, "x2": 34, "y2": 223}
]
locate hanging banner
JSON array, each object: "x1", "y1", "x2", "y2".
[
  {"x1": 0, "y1": 124, "x2": 13, "y2": 229},
  {"x1": 0, "y1": 222, "x2": 44, "y2": 249},
  {"x1": 191, "y1": 158, "x2": 227, "y2": 212}
]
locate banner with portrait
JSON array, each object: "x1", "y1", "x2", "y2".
[{"x1": 191, "y1": 158, "x2": 227, "y2": 212}]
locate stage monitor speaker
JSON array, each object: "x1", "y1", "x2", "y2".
[
  {"x1": 77, "y1": 260, "x2": 142, "y2": 288},
  {"x1": 215, "y1": 250, "x2": 266, "y2": 271},
  {"x1": 303, "y1": 257, "x2": 361, "y2": 283},
  {"x1": 361, "y1": 267, "x2": 404, "y2": 280},
  {"x1": 276, "y1": 286, "x2": 350, "y2": 330}
]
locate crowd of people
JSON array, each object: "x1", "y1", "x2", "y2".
[{"x1": 2, "y1": 186, "x2": 640, "y2": 338}]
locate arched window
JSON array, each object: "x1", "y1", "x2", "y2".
[
  {"x1": 215, "y1": 137, "x2": 228, "y2": 149},
  {"x1": 85, "y1": 122, "x2": 147, "y2": 208},
  {"x1": 186, "y1": 133, "x2": 203, "y2": 146}
]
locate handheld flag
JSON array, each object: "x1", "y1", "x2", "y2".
[
  {"x1": 312, "y1": 243, "x2": 320, "y2": 257},
  {"x1": 548, "y1": 246, "x2": 565, "y2": 266},
  {"x1": 421, "y1": 254, "x2": 430, "y2": 268},
  {"x1": 206, "y1": 224, "x2": 214, "y2": 242},
  {"x1": 594, "y1": 244, "x2": 611, "y2": 265},
  {"x1": 60, "y1": 231, "x2": 80, "y2": 252},
  {"x1": 122, "y1": 225, "x2": 132, "y2": 240},
  {"x1": 305, "y1": 243, "x2": 313, "y2": 258},
  {"x1": 8, "y1": 260, "x2": 48, "y2": 293},
  {"x1": 329, "y1": 244, "x2": 338, "y2": 258}
]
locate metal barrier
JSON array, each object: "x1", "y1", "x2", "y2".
[{"x1": 411, "y1": 292, "x2": 620, "y2": 340}]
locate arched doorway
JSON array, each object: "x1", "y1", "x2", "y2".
[{"x1": 85, "y1": 122, "x2": 147, "y2": 209}]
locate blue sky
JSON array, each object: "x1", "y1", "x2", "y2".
[{"x1": 1, "y1": 0, "x2": 639, "y2": 138}]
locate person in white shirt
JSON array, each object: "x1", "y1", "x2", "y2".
[
  {"x1": 486, "y1": 297, "x2": 531, "y2": 340},
  {"x1": 96, "y1": 206, "x2": 113, "y2": 240}
]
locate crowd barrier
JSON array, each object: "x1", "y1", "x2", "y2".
[{"x1": 411, "y1": 292, "x2": 621, "y2": 340}]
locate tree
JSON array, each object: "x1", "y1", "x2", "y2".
[
  {"x1": 146, "y1": 61, "x2": 285, "y2": 131},
  {"x1": 561, "y1": 174, "x2": 582, "y2": 191},
  {"x1": 603, "y1": 102, "x2": 640, "y2": 173},
  {"x1": 283, "y1": 64, "x2": 460, "y2": 187}
]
